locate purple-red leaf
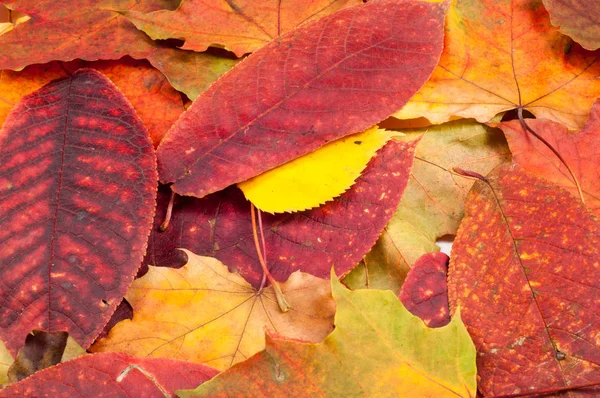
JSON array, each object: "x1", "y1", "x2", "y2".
[
  {"x1": 146, "y1": 139, "x2": 416, "y2": 287},
  {"x1": 156, "y1": 0, "x2": 448, "y2": 197},
  {"x1": 0, "y1": 69, "x2": 157, "y2": 355},
  {"x1": 399, "y1": 252, "x2": 450, "y2": 328}
]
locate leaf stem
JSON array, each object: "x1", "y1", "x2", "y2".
[
  {"x1": 517, "y1": 106, "x2": 585, "y2": 204},
  {"x1": 250, "y1": 203, "x2": 291, "y2": 312},
  {"x1": 159, "y1": 189, "x2": 176, "y2": 232}
]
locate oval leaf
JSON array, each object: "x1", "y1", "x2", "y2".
[
  {"x1": 146, "y1": 139, "x2": 417, "y2": 287},
  {"x1": 449, "y1": 165, "x2": 600, "y2": 396},
  {"x1": 156, "y1": 0, "x2": 448, "y2": 197},
  {"x1": 238, "y1": 126, "x2": 392, "y2": 213},
  {"x1": 0, "y1": 69, "x2": 157, "y2": 354}
]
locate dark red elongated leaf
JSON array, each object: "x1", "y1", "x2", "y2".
[
  {"x1": 0, "y1": 69, "x2": 157, "y2": 355},
  {"x1": 449, "y1": 165, "x2": 600, "y2": 397},
  {"x1": 146, "y1": 139, "x2": 416, "y2": 287},
  {"x1": 156, "y1": 0, "x2": 447, "y2": 197},
  {"x1": 399, "y1": 252, "x2": 450, "y2": 328},
  {"x1": 0, "y1": 352, "x2": 218, "y2": 397}
]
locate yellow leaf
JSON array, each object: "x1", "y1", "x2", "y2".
[
  {"x1": 0, "y1": 339, "x2": 12, "y2": 387},
  {"x1": 90, "y1": 250, "x2": 335, "y2": 371},
  {"x1": 0, "y1": 6, "x2": 30, "y2": 37},
  {"x1": 238, "y1": 127, "x2": 395, "y2": 213}
]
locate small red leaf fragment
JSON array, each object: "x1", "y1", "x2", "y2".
[
  {"x1": 0, "y1": 353, "x2": 218, "y2": 397},
  {"x1": 156, "y1": 0, "x2": 447, "y2": 197},
  {"x1": 449, "y1": 165, "x2": 600, "y2": 396},
  {"x1": 399, "y1": 252, "x2": 450, "y2": 328},
  {"x1": 146, "y1": 139, "x2": 417, "y2": 287},
  {"x1": 0, "y1": 69, "x2": 157, "y2": 355}
]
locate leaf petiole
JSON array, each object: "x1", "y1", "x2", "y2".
[{"x1": 250, "y1": 203, "x2": 291, "y2": 312}]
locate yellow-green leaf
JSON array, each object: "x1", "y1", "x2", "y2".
[
  {"x1": 180, "y1": 275, "x2": 477, "y2": 397},
  {"x1": 238, "y1": 127, "x2": 394, "y2": 213}
]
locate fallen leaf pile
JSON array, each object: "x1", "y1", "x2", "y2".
[{"x1": 0, "y1": 0, "x2": 599, "y2": 396}]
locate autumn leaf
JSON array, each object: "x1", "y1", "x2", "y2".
[
  {"x1": 0, "y1": 58, "x2": 185, "y2": 147},
  {"x1": 144, "y1": 48, "x2": 240, "y2": 101},
  {"x1": 542, "y1": 0, "x2": 600, "y2": 50},
  {"x1": 0, "y1": 4, "x2": 29, "y2": 36},
  {"x1": 124, "y1": 0, "x2": 362, "y2": 57},
  {"x1": 146, "y1": 139, "x2": 416, "y2": 287},
  {"x1": 179, "y1": 275, "x2": 477, "y2": 397},
  {"x1": 0, "y1": 0, "x2": 181, "y2": 70},
  {"x1": 395, "y1": 0, "x2": 600, "y2": 130},
  {"x1": 0, "y1": 352, "x2": 218, "y2": 397},
  {"x1": 342, "y1": 228, "x2": 412, "y2": 295},
  {"x1": 0, "y1": 70, "x2": 157, "y2": 354},
  {"x1": 87, "y1": 59, "x2": 184, "y2": 147},
  {"x1": 0, "y1": 341, "x2": 11, "y2": 387},
  {"x1": 238, "y1": 126, "x2": 393, "y2": 213},
  {"x1": 449, "y1": 164, "x2": 600, "y2": 396},
  {"x1": 156, "y1": 0, "x2": 447, "y2": 198},
  {"x1": 497, "y1": 99, "x2": 600, "y2": 218},
  {"x1": 344, "y1": 120, "x2": 510, "y2": 293},
  {"x1": 7, "y1": 331, "x2": 69, "y2": 383},
  {"x1": 91, "y1": 250, "x2": 336, "y2": 371},
  {"x1": 399, "y1": 252, "x2": 450, "y2": 328}
]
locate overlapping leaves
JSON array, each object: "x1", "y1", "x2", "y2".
[{"x1": 2, "y1": 0, "x2": 600, "y2": 396}]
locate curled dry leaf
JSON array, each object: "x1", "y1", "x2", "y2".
[
  {"x1": 0, "y1": 70, "x2": 157, "y2": 354},
  {"x1": 449, "y1": 164, "x2": 600, "y2": 396},
  {"x1": 0, "y1": 352, "x2": 218, "y2": 397},
  {"x1": 146, "y1": 139, "x2": 417, "y2": 287},
  {"x1": 180, "y1": 277, "x2": 476, "y2": 397},
  {"x1": 156, "y1": 0, "x2": 448, "y2": 198},
  {"x1": 496, "y1": 98, "x2": 600, "y2": 218},
  {"x1": 91, "y1": 251, "x2": 336, "y2": 371},
  {"x1": 396, "y1": 0, "x2": 600, "y2": 130}
]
